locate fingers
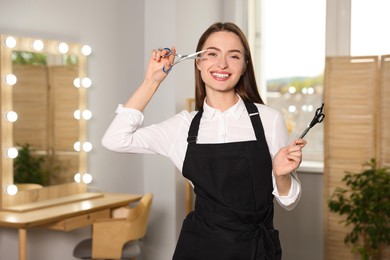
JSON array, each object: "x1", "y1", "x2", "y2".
[
  {"x1": 290, "y1": 138, "x2": 307, "y2": 148},
  {"x1": 286, "y1": 139, "x2": 306, "y2": 162},
  {"x1": 153, "y1": 47, "x2": 175, "y2": 62},
  {"x1": 152, "y1": 47, "x2": 176, "y2": 74}
]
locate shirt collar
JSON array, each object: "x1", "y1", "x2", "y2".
[{"x1": 202, "y1": 94, "x2": 246, "y2": 120}]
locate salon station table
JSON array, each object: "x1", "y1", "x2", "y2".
[{"x1": 0, "y1": 192, "x2": 142, "y2": 260}]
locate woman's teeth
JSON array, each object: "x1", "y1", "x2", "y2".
[{"x1": 212, "y1": 73, "x2": 229, "y2": 79}]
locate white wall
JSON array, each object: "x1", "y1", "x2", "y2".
[{"x1": 0, "y1": 0, "x2": 324, "y2": 259}]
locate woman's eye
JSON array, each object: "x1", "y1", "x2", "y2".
[
  {"x1": 230, "y1": 55, "x2": 241, "y2": 59},
  {"x1": 208, "y1": 52, "x2": 217, "y2": 57}
]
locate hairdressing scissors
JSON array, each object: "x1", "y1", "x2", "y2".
[
  {"x1": 298, "y1": 103, "x2": 325, "y2": 139},
  {"x1": 161, "y1": 48, "x2": 207, "y2": 73}
]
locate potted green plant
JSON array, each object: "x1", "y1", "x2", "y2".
[
  {"x1": 13, "y1": 143, "x2": 48, "y2": 185},
  {"x1": 328, "y1": 159, "x2": 390, "y2": 260}
]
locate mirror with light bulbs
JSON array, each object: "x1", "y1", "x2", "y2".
[{"x1": 0, "y1": 35, "x2": 93, "y2": 208}]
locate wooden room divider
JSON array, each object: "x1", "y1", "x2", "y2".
[{"x1": 324, "y1": 55, "x2": 390, "y2": 259}]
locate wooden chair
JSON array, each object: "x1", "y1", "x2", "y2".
[{"x1": 73, "y1": 193, "x2": 153, "y2": 260}]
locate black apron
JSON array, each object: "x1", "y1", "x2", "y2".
[{"x1": 173, "y1": 102, "x2": 282, "y2": 260}]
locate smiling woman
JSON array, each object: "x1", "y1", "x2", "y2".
[{"x1": 101, "y1": 21, "x2": 306, "y2": 260}]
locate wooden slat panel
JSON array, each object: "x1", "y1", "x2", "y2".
[
  {"x1": 49, "y1": 65, "x2": 79, "y2": 151},
  {"x1": 324, "y1": 56, "x2": 379, "y2": 260},
  {"x1": 49, "y1": 153, "x2": 79, "y2": 185},
  {"x1": 13, "y1": 64, "x2": 48, "y2": 150},
  {"x1": 380, "y1": 55, "x2": 390, "y2": 168}
]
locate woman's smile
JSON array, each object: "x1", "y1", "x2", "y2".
[{"x1": 211, "y1": 71, "x2": 231, "y2": 81}]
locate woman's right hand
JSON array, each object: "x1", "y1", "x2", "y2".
[{"x1": 144, "y1": 47, "x2": 176, "y2": 84}]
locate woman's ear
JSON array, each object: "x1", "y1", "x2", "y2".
[{"x1": 196, "y1": 59, "x2": 201, "y2": 71}]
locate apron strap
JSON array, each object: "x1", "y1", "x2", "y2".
[
  {"x1": 244, "y1": 102, "x2": 272, "y2": 163},
  {"x1": 187, "y1": 107, "x2": 203, "y2": 143}
]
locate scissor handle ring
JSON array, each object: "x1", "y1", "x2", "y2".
[
  {"x1": 162, "y1": 47, "x2": 172, "y2": 57},
  {"x1": 162, "y1": 65, "x2": 172, "y2": 74}
]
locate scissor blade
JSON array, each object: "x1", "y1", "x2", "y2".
[
  {"x1": 172, "y1": 50, "x2": 207, "y2": 66},
  {"x1": 186, "y1": 49, "x2": 208, "y2": 58},
  {"x1": 298, "y1": 127, "x2": 310, "y2": 139}
]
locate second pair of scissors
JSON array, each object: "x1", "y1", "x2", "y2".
[{"x1": 160, "y1": 48, "x2": 207, "y2": 73}]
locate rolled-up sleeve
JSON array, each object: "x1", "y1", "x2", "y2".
[
  {"x1": 263, "y1": 107, "x2": 302, "y2": 210},
  {"x1": 101, "y1": 105, "x2": 190, "y2": 164},
  {"x1": 272, "y1": 171, "x2": 301, "y2": 210},
  {"x1": 101, "y1": 104, "x2": 146, "y2": 152}
]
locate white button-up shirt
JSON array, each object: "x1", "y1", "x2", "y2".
[{"x1": 102, "y1": 96, "x2": 301, "y2": 210}]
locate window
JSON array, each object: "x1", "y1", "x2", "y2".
[
  {"x1": 351, "y1": 0, "x2": 390, "y2": 56},
  {"x1": 250, "y1": 0, "x2": 326, "y2": 162}
]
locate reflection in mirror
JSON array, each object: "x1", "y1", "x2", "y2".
[
  {"x1": 13, "y1": 51, "x2": 80, "y2": 185},
  {"x1": 0, "y1": 35, "x2": 92, "y2": 206}
]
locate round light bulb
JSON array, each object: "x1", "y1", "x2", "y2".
[
  {"x1": 73, "y1": 78, "x2": 81, "y2": 88},
  {"x1": 82, "y1": 142, "x2": 92, "y2": 152},
  {"x1": 74, "y1": 110, "x2": 81, "y2": 120},
  {"x1": 6, "y1": 147, "x2": 18, "y2": 158},
  {"x1": 288, "y1": 105, "x2": 297, "y2": 113},
  {"x1": 74, "y1": 173, "x2": 81, "y2": 183},
  {"x1": 5, "y1": 36, "x2": 17, "y2": 48},
  {"x1": 81, "y1": 78, "x2": 92, "y2": 88},
  {"x1": 74, "y1": 141, "x2": 81, "y2": 152},
  {"x1": 32, "y1": 40, "x2": 44, "y2": 51},
  {"x1": 82, "y1": 110, "x2": 92, "y2": 120},
  {"x1": 6, "y1": 111, "x2": 18, "y2": 122},
  {"x1": 6, "y1": 185, "x2": 18, "y2": 195},
  {"x1": 82, "y1": 173, "x2": 93, "y2": 184},
  {"x1": 58, "y1": 42, "x2": 69, "y2": 54},
  {"x1": 288, "y1": 86, "x2": 296, "y2": 94},
  {"x1": 5, "y1": 74, "x2": 17, "y2": 86},
  {"x1": 81, "y1": 45, "x2": 92, "y2": 56}
]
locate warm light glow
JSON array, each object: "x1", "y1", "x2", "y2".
[
  {"x1": 5, "y1": 74, "x2": 17, "y2": 86},
  {"x1": 74, "y1": 109, "x2": 92, "y2": 120},
  {"x1": 288, "y1": 105, "x2": 297, "y2": 113},
  {"x1": 288, "y1": 86, "x2": 296, "y2": 94},
  {"x1": 82, "y1": 173, "x2": 93, "y2": 184},
  {"x1": 5, "y1": 36, "x2": 17, "y2": 48},
  {"x1": 82, "y1": 110, "x2": 92, "y2": 120},
  {"x1": 6, "y1": 147, "x2": 18, "y2": 158},
  {"x1": 6, "y1": 111, "x2": 18, "y2": 122},
  {"x1": 82, "y1": 142, "x2": 93, "y2": 152},
  {"x1": 32, "y1": 39, "x2": 44, "y2": 51},
  {"x1": 74, "y1": 110, "x2": 81, "y2": 120},
  {"x1": 58, "y1": 42, "x2": 69, "y2": 54},
  {"x1": 81, "y1": 77, "x2": 92, "y2": 88},
  {"x1": 73, "y1": 78, "x2": 81, "y2": 88},
  {"x1": 74, "y1": 141, "x2": 81, "y2": 152},
  {"x1": 74, "y1": 173, "x2": 81, "y2": 183},
  {"x1": 6, "y1": 185, "x2": 18, "y2": 195},
  {"x1": 81, "y1": 45, "x2": 92, "y2": 56}
]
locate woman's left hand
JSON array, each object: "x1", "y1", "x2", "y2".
[{"x1": 273, "y1": 139, "x2": 307, "y2": 177}]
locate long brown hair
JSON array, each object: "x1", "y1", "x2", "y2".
[{"x1": 194, "y1": 22, "x2": 264, "y2": 110}]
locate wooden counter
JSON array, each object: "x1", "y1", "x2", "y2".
[{"x1": 0, "y1": 192, "x2": 142, "y2": 260}]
